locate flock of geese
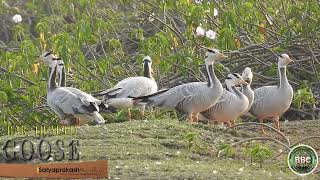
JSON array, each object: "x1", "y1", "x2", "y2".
[{"x1": 38, "y1": 49, "x2": 294, "y2": 133}]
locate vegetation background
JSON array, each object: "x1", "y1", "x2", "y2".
[{"x1": 0, "y1": 0, "x2": 319, "y2": 133}]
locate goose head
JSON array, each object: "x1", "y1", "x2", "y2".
[
  {"x1": 143, "y1": 56, "x2": 154, "y2": 78},
  {"x1": 143, "y1": 56, "x2": 152, "y2": 69},
  {"x1": 54, "y1": 58, "x2": 64, "y2": 72},
  {"x1": 278, "y1": 54, "x2": 294, "y2": 68},
  {"x1": 242, "y1": 67, "x2": 253, "y2": 84},
  {"x1": 225, "y1": 73, "x2": 248, "y2": 87},
  {"x1": 204, "y1": 49, "x2": 227, "y2": 65},
  {"x1": 37, "y1": 52, "x2": 57, "y2": 64}
]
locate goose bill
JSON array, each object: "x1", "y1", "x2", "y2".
[
  {"x1": 288, "y1": 58, "x2": 294, "y2": 63},
  {"x1": 244, "y1": 78, "x2": 251, "y2": 84},
  {"x1": 240, "y1": 79, "x2": 249, "y2": 85},
  {"x1": 219, "y1": 53, "x2": 228, "y2": 59}
]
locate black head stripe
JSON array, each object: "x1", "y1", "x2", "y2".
[
  {"x1": 58, "y1": 63, "x2": 64, "y2": 66},
  {"x1": 233, "y1": 73, "x2": 240, "y2": 78},
  {"x1": 208, "y1": 49, "x2": 215, "y2": 53},
  {"x1": 204, "y1": 55, "x2": 208, "y2": 58},
  {"x1": 52, "y1": 57, "x2": 61, "y2": 60},
  {"x1": 44, "y1": 52, "x2": 52, "y2": 57},
  {"x1": 279, "y1": 54, "x2": 284, "y2": 58},
  {"x1": 226, "y1": 76, "x2": 232, "y2": 79}
]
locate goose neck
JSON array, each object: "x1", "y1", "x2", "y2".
[
  {"x1": 231, "y1": 86, "x2": 244, "y2": 98},
  {"x1": 48, "y1": 65, "x2": 58, "y2": 90},
  {"x1": 143, "y1": 61, "x2": 153, "y2": 80},
  {"x1": 59, "y1": 65, "x2": 66, "y2": 87},
  {"x1": 206, "y1": 62, "x2": 217, "y2": 88},
  {"x1": 278, "y1": 66, "x2": 289, "y2": 88}
]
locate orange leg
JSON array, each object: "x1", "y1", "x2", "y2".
[
  {"x1": 225, "y1": 121, "x2": 232, "y2": 127},
  {"x1": 208, "y1": 120, "x2": 215, "y2": 127},
  {"x1": 230, "y1": 121, "x2": 235, "y2": 126},
  {"x1": 139, "y1": 110, "x2": 145, "y2": 117},
  {"x1": 258, "y1": 117, "x2": 266, "y2": 134},
  {"x1": 74, "y1": 118, "x2": 80, "y2": 126},
  {"x1": 273, "y1": 116, "x2": 280, "y2": 130},
  {"x1": 192, "y1": 113, "x2": 199, "y2": 123}
]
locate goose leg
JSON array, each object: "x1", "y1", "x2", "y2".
[
  {"x1": 216, "y1": 121, "x2": 225, "y2": 129},
  {"x1": 139, "y1": 105, "x2": 145, "y2": 117},
  {"x1": 192, "y1": 113, "x2": 199, "y2": 123},
  {"x1": 258, "y1": 117, "x2": 266, "y2": 134},
  {"x1": 226, "y1": 121, "x2": 232, "y2": 127},
  {"x1": 208, "y1": 120, "x2": 215, "y2": 127},
  {"x1": 187, "y1": 115, "x2": 193, "y2": 123},
  {"x1": 139, "y1": 110, "x2": 145, "y2": 117},
  {"x1": 273, "y1": 116, "x2": 280, "y2": 130},
  {"x1": 128, "y1": 109, "x2": 132, "y2": 121},
  {"x1": 74, "y1": 118, "x2": 80, "y2": 126}
]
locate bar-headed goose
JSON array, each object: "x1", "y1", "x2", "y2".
[
  {"x1": 55, "y1": 59, "x2": 117, "y2": 114},
  {"x1": 38, "y1": 53, "x2": 107, "y2": 125},
  {"x1": 94, "y1": 56, "x2": 158, "y2": 121},
  {"x1": 133, "y1": 49, "x2": 227, "y2": 122},
  {"x1": 241, "y1": 67, "x2": 254, "y2": 114},
  {"x1": 249, "y1": 54, "x2": 294, "y2": 133},
  {"x1": 199, "y1": 73, "x2": 249, "y2": 126}
]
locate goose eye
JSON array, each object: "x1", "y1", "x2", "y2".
[{"x1": 279, "y1": 54, "x2": 284, "y2": 58}]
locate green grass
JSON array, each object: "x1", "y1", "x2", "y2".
[{"x1": 1, "y1": 118, "x2": 319, "y2": 179}]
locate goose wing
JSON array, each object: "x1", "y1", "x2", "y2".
[
  {"x1": 65, "y1": 87, "x2": 117, "y2": 113},
  {"x1": 96, "y1": 77, "x2": 157, "y2": 98},
  {"x1": 200, "y1": 90, "x2": 232, "y2": 117},
  {"x1": 49, "y1": 88, "x2": 100, "y2": 115},
  {"x1": 134, "y1": 82, "x2": 206, "y2": 108},
  {"x1": 250, "y1": 86, "x2": 277, "y2": 115},
  {"x1": 64, "y1": 87, "x2": 101, "y2": 103}
]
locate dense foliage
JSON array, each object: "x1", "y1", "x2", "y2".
[{"x1": 0, "y1": 0, "x2": 319, "y2": 133}]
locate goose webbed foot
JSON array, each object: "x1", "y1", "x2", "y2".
[{"x1": 225, "y1": 121, "x2": 232, "y2": 127}]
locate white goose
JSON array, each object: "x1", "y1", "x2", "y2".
[
  {"x1": 94, "y1": 56, "x2": 158, "y2": 121},
  {"x1": 199, "y1": 73, "x2": 249, "y2": 127},
  {"x1": 38, "y1": 52, "x2": 107, "y2": 125},
  {"x1": 133, "y1": 49, "x2": 226, "y2": 122},
  {"x1": 249, "y1": 54, "x2": 294, "y2": 133}
]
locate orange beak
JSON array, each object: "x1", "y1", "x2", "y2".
[
  {"x1": 219, "y1": 53, "x2": 228, "y2": 59},
  {"x1": 240, "y1": 79, "x2": 249, "y2": 85},
  {"x1": 288, "y1": 58, "x2": 294, "y2": 63}
]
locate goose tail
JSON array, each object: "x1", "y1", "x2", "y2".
[
  {"x1": 92, "y1": 87, "x2": 122, "y2": 98},
  {"x1": 132, "y1": 89, "x2": 169, "y2": 105}
]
